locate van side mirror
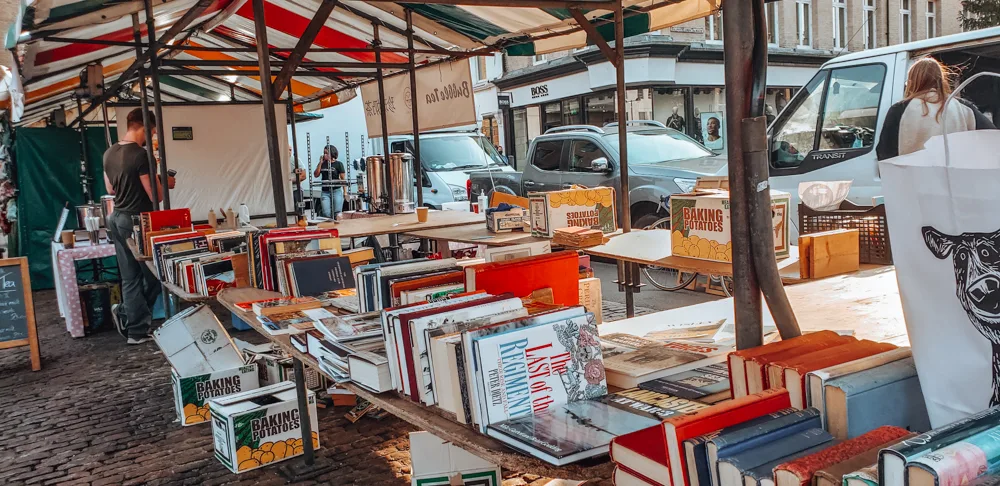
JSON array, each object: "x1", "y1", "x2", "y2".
[{"x1": 591, "y1": 157, "x2": 610, "y2": 172}]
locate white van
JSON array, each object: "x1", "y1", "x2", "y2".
[{"x1": 767, "y1": 26, "x2": 1000, "y2": 237}]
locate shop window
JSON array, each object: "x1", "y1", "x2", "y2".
[
  {"x1": 770, "y1": 63, "x2": 886, "y2": 169},
  {"x1": 513, "y1": 108, "x2": 528, "y2": 167},
  {"x1": 563, "y1": 98, "x2": 582, "y2": 126},
  {"x1": 652, "y1": 88, "x2": 688, "y2": 135},
  {"x1": 585, "y1": 92, "x2": 616, "y2": 127},
  {"x1": 623, "y1": 88, "x2": 652, "y2": 122},
  {"x1": 481, "y1": 116, "x2": 499, "y2": 147},
  {"x1": 864, "y1": 0, "x2": 877, "y2": 49},
  {"x1": 568, "y1": 140, "x2": 610, "y2": 172},
  {"x1": 472, "y1": 57, "x2": 488, "y2": 84},
  {"x1": 531, "y1": 140, "x2": 563, "y2": 171},
  {"x1": 543, "y1": 102, "x2": 562, "y2": 132},
  {"x1": 692, "y1": 87, "x2": 726, "y2": 149}
]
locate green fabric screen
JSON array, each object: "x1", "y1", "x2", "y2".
[{"x1": 15, "y1": 127, "x2": 114, "y2": 289}]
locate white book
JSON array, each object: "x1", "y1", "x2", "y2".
[
  {"x1": 805, "y1": 347, "x2": 911, "y2": 427},
  {"x1": 400, "y1": 283, "x2": 466, "y2": 305},
  {"x1": 483, "y1": 241, "x2": 551, "y2": 263}
]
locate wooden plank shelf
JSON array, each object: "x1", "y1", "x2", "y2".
[{"x1": 217, "y1": 287, "x2": 614, "y2": 481}]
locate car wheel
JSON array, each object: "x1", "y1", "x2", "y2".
[{"x1": 633, "y1": 212, "x2": 665, "y2": 230}]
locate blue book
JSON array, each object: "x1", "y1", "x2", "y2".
[
  {"x1": 717, "y1": 428, "x2": 834, "y2": 486},
  {"x1": 707, "y1": 408, "x2": 822, "y2": 486},
  {"x1": 742, "y1": 442, "x2": 835, "y2": 486},
  {"x1": 907, "y1": 424, "x2": 1000, "y2": 486},
  {"x1": 685, "y1": 431, "x2": 721, "y2": 486},
  {"x1": 824, "y1": 358, "x2": 930, "y2": 440}
]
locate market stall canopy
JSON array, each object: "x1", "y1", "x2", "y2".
[{"x1": 8, "y1": 0, "x2": 719, "y2": 124}]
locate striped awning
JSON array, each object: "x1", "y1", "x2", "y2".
[{"x1": 12, "y1": 0, "x2": 719, "y2": 125}]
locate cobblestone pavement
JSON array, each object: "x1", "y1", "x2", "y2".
[{"x1": 0, "y1": 292, "x2": 655, "y2": 486}]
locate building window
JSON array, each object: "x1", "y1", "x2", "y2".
[
  {"x1": 562, "y1": 98, "x2": 582, "y2": 126},
  {"x1": 796, "y1": 0, "x2": 812, "y2": 48},
  {"x1": 765, "y1": 2, "x2": 779, "y2": 46},
  {"x1": 833, "y1": 0, "x2": 848, "y2": 50},
  {"x1": 585, "y1": 92, "x2": 616, "y2": 127},
  {"x1": 533, "y1": 53, "x2": 547, "y2": 65},
  {"x1": 901, "y1": 0, "x2": 912, "y2": 43},
  {"x1": 705, "y1": 12, "x2": 723, "y2": 42},
  {"x1": 472, "y1": 57, "x2": 488, "y2": 84},
  {"x1": 543, "y1": 102, "x2": 561, "y2": 132},
  {"x1": 926, "y1": 1, "x2": 936, "y2": 38},
  {"x1": 864, "y1": 0, "x2": 877, "y2": 49}
]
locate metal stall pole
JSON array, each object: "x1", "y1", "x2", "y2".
[
  {"x1": 131, "y1": 14, "x2": 159, "y2": 210},
  {"x1": 288, "y1": 85, "x2": 304, "y2": 220},
  {"x1": 75, "y1": 97, "x2": 92, "y2": 202},
  {"x1": 144, "y1": 0, "x2": 171, "y2": 209},
  {"x1": 101, "y1": 102, "x2": 113, "y2": 147},
  {"x1": 723, "y1": 0, "x2": 800, "y2": 344},
  {"x1": 612, "y1": 0, "x2": 638, "y2": 318},
  {"x1": 373, "y1": 22, "x2": 392, "y2": 214},
  {"x1": 251, "y1": 0, "x2": 289, "y2": 229},
  {"x1": 405, "y1": 10, "x2": 423, "y2": 208}
]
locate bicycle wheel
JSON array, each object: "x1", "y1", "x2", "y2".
[
  {"x1": 639, "y1": 217, "x2": 700, "y2": 291},
  {"x1": 709, "y1": 275, "x2": 735, "y2": 297}
]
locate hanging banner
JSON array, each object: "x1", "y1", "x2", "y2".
[{"x1": 361, "y1": 59, "x2": 476, "y2": 138}]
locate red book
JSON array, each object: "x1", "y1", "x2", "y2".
[
  {"x1": 611, "y1": 426, "x2": 672, "y2": 485},
  {"x1": 389, "y1": 270, "x2": 466, "y2": 306},
  {"x1": 772, "y1": 340, "x2": 897, "y2": 409},
  {"x1": 773, "y1": 426, "x2": 911, "y2": 486},
  {"x1": 145, "y1": 208, "x2": 192, "y2": 231},
  {"x1": 664, "y1": 388, "x2": 792, "y2": 486},
  {"x1": 727, "y1": 331, "x2": 848, "y2": 397},
  {"x1": 464, "y1": 251, "x2": 580, "y2": 306},
  {"x1": 614, "y1": 464, "x2": 666, "y2": 486}
]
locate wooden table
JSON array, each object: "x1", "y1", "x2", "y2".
[
  {"x1": 217, "y1": 287, "x2": 614, "y2": 480},
  {"x1": 126, "y1": 238, "x2": 152, "y2": 262},
  {"x1": 321, "y1": 210, "x2": 484, "y2": 239},
  {"x1": 126, "y1": 238, "x2": 212, "y2": 318},
  {"x1": 403, "y1": 225, "x2": 552, "y2": 257}
]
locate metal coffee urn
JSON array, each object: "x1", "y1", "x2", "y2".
[
  {"x1": 365, "y1": 155, "x2": 388, "y2": 213},
  {"x1": 387, "y1": 152, "x2": 415, "y2": 214}
]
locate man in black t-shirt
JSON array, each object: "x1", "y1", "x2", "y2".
[
  {"x1": 103, "y1": 108, "x2": 175, "y2": 344},
  {"x1": 313, "y1": 144, "x2": 346, "y2": 218}
]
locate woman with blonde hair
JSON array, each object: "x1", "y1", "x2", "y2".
[{"x1": 876, "y1": 57, "x2": 993, "y2": 160}]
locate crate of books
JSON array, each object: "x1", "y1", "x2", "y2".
[
  {"x1": 152, "y1": 305, "x2": 260, "y2": 426},
  {"x1": 210, "y1": 381, "x2": 320, "y2": 473},
  {"x1": 529, "y1": 186, "x2": 617, "y2": 238}
]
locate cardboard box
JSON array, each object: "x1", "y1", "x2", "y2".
[
  {"x1": 210, "y1": 382, "x2": 320, "y2": 473},
  {"x1": 172, "y1": 364, "x2": 259, "y2": 426},
  {"x1": 410, "y1": 431, "x2": 501, "y2": 486},
  {"x1": 486, "y1": 207, "x2": 528, "y2": 233},
  {"x1": 669, "y1": 189, "x2": 790, "y2": 262},
  {"x1": 529, "y1": 186, "x2": 617, "y2": 238},
  {"x1": 245, "y1": 350, "x2": 326, "y2": 390},
  {"x1": 154, "y1": 305, "x2": 261, "y2": 426}
]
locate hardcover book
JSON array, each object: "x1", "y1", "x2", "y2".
[
  {"x1": 727, "y1": 331, "x2": 844, "y2": 398},
  {"x1": 813, "y1": 433, "x2": 916, "y2": 486},
  {"x1": 907, "y1": 424, "x2": 1000, "y2": 486},
  {"x1": 641, "y1": 362, "x2": 731, "y2": 403},
  {"x1": 288, "y1": 255, "x2": 355, "y2": 297},
  {"x1": 708, "y1": 408, "x2": 823, "y2": 486},
  {"x1": 605, "y1": 339, "x2": 730, "y2": 389},
  {"x1": 806, "y1": 348, "x2": 912, "y2": 427},
  {"x1": 473, "y1": 313, "x2": 607, "y2": 430},
  {"x1": 824, "y1": 357, "x2": 930, "y2": 440},
  {"x1": 741, "y1": 442, "x2": 833, "y2": 486},
  {"x1": 614, "y1": 464, "x2": 665, "y2": 486},
  {"x1": 465, "y1": 251, "x2": 581, "y2": 306},
  {"x1": 485, "y1": 399, "x2": 660, "y2": 466},
  {"x1": 773, "y1": 340, "x2": 897, "y2": 409},
  {"x1": 750, "y1": 335, "x2": 857, "y2": 395},
  {"x1": 602, "y1": 387, "x2": 710, "y2": 420},
  {"x1": 773, "y1": 426, "x2": 911, "y2": 486},
  {"x1": 879, "y1": 407, "x2": 1000, "y2": 486},
  {"x1": 717, "y1": 428, "x2": 834, "y2": 486},
  {"x1": 611, "y1": 425, "x2": 671, "y2": 485}
]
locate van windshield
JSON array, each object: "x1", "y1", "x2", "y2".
[{"x1": 398, "y1": 136, "x2": 507, "y2": 172}]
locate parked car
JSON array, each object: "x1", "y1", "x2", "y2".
[
  {"x1": 469, "y1": 121, "x2": 727, "y2": 228},
  {"x1": 373, "y1": 130, "x2": 515, "y2": 209},
  {"x1": 766, "y1": 26, "x2": 1000, "y2": 238}
]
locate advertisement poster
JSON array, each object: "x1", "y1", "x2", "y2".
[{"x1": 700, "y1": 112, "x2": 725, "y2": 152}]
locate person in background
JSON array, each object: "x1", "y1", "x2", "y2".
[
  {"x1": 313, "y1": 144, "x2": 346, "y2": 218},
  {"x1": 876, "y1": 57, "x2": 995, "y2": 160},
  {"x1": 495, "y1": 144, "x2": 509, "y2": 164},
  {"x1": 103, "y1": 108, "x2": 175, "y2": 345},
  {"x1": 289, "y1": 146, "x2": 306, "y2": 211}
]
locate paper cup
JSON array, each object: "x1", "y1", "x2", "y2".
[{"x1": 416, "y1": 206, "x2": 429, "y2": 223}]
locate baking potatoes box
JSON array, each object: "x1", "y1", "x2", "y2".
[
  {"x1": 528, "y1": 187, "x2": 617, "y2": 238},
  {"x1": 210, "y1": 382, "x2": 320, "y2": 473},
  {"x1": 669, "y1": 189, "x2": 790, "y2": 262}
]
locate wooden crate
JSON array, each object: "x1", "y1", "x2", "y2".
[{"x1": 799, "y1": 229, "x2": 860, "y2": 280}]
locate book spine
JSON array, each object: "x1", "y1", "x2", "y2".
[
  {"x1": 713, "y1": 408, "x2": 821, "y2": 449},
  {"x1": 909, "y1": 427, "x2": 1000, "y2": 484},
  {"x1": 718, "y1": 428, "x2": 832, "y2": 471}
]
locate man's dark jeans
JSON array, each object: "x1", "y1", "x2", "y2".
[{"x1": 107, "y1": 210, "x2": 161, "y2": 338}]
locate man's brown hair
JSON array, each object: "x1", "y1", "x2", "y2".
[{"x1": 126, "y1": 108, "x2": 155, "y2": 130}]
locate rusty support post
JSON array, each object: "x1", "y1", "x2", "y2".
[
  {"x1": 132, "y1": 14, "x2": 159, "y2": 209},
  {"x1": 145, "y1": 0, "x2": 171, "y2": 209},
  {"x1": 406, "y1": 9, "x2": 423, "y2": 207},
  {"x1": 252, "y1": 0, "x2": 289, "y2": 228},
  {"x1": 612, "y1": 0, "x2": 635, "y2": 317}
]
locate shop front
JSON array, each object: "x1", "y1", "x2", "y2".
[{"x1": 495, "y1": 37, "x2": 832, "y2": 165}]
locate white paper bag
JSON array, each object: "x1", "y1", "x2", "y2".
[{"x1": 880, "y1": 129, "x2": 1000, "y2": 428}]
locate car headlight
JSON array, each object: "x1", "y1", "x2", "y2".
[
  {"x1": 673, "y1": 178, "x2": 697, "y2": 194},
  {"x1": 449, "y1": 185, "x2": 469, "y2": 202}
]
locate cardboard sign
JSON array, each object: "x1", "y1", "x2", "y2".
[
  {"x1": 360, "y1": 60, "x2": 476, "y2": 138},
  {"x1": 0, "y1": 258, "x2": 40, "y2": 371}
]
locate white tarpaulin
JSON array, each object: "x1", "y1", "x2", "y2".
[
  {"x1": 360, "y1": 59, "x2": 476, "y2": 138},
  {"x1": 115, "y1": 104, "x2": 292, "y2": 220}
]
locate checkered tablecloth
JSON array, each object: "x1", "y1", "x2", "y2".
[{"x1": 51, "y1": 241, "x2": 116, "y2": 338}]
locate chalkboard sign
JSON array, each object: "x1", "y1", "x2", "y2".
[{"x1": 0, "y1": 258, "x2": 40, "y2": 371}]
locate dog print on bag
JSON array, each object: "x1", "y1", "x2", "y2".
[{"x1": 923, "y1": 226, "x2": 1000, "y2": 406}]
